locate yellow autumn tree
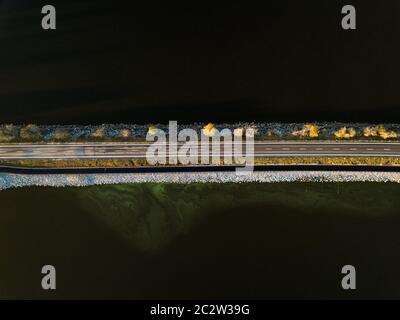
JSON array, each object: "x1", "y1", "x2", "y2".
[
  {"x1": 334, "y1": 127, "x2": 356, "y2": 139},
  {"x1": 147, "y1": 126, "x2": 158, "y2": 135},
  {"x1": 202, "y1": 123, "x2": 217, "y2": 137},
  {"x1": 119, "y1": 129, "x2": 131, "y2": 138},
  {"x1": 363, "y1": 125, "x2": 397, "y2": 139},
  {"x1": 91, "y1": 129, "x2": 105, "y2": 138},
  {"x1": 292, "y1": 124, "x2": 319, "y2": 138}
]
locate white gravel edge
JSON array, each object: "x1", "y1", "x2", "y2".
[{"x1": 0, "y1": 171, "x2": 400, "y2": 190}]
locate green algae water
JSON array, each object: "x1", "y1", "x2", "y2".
[{"x1": 1, "y1": 182, "x2": 400, "y2": 299}]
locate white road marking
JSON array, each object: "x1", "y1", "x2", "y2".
[{"x1": 2, "y1": 153, "x2": 400, "y2": 159}]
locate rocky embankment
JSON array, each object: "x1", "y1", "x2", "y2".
[{"x1": 1, "y1": 171, "x2": 399, "y2": 191}]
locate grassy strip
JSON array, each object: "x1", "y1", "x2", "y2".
[
  {"x1": 0, "y1": 159, "x2": 148, "y2": 168},
  {"x1": 1, "y1": 157, "x2": 400, "y2": 168},
  {"x1": 254, "y1": 157, "x2": 400, "y2": 166}
]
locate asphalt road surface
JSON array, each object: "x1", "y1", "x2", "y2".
[{"x1": 0, "y1": 142, "x2": 399, "y2": 160}]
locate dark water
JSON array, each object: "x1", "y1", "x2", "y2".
[
  {"x1": 1, "y1": 182, "x2": 400, "y2": 299},
  {"x1": 1, "y1": 1, "x2": 400, "y2": 124},
  {"x1": 1, "y1": 0, "x2": 400, "y2": 300}
]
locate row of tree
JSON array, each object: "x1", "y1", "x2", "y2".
[
  {"x1": 0, "y1": 123, "x2": 398, "y2": 142},
  {"x1": 292, "y1": 124, "x2": 398, "y2": 140},
  {"x1": 0, "y1": 125, "x2": 134, "y2": 143}
]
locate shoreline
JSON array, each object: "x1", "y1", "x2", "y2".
[{"x1": 1, "y1": 170, "x2": 400, "y2": 190}]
